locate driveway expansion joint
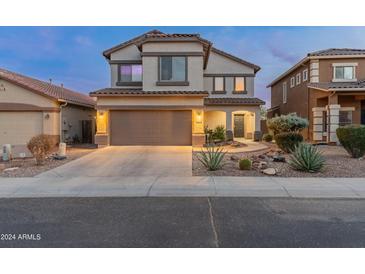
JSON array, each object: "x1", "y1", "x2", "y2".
[{"x1": 207, "y1": 197, "x2": 219, "y2": 248}]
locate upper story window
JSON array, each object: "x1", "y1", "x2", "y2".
[
  {"x1": 234, "y1": 77, "x2": 245, "y2": 93},
  {"x1": 213, "y1": 77, "x2": 225, "y2": 93},
  {"x1": 333, "y1": 63, "x2": 357, "y2": 82},
  {"x1": 296, "y1": 73, "x2": 301, "y2": 85},
  {"x1": 119, "y1": 64, "x2": 142, "y2": 83},
  {"x1": 290, "y1": 77, "x2": 295, "y2": 88},
  {"x1": 159, "y1": 56, "x2": 187, "y2": 82},
  {"x1": 303, "y1": 69, "x2": 308, "y2": 82},
  {"x1": 282, "y1": 81, "x2": 287, "y2": 104}
]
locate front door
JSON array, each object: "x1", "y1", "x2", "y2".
[
  {"x1": 234, "y1": 114, "x2": 244, "y2": 138},
  {"x1": 361, "y1": 100, "x2": 365, "y2": 125}
]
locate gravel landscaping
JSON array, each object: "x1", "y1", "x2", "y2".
[
  {"x1": 0, "y1": 147, "x2": 96, "y2": 177},
  {"x1": 193, "y1": 142, "x2": 365, "y2": 177}
]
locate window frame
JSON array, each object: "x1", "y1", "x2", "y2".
[
  {"x1": 303, "y1": 69, "x2": 308, "y2": 82},
  {"x1": 290, "y1": 77, "x2": 295, "y2": 88},
  {"x1": 233, "y1": 76, "x2": 247, "y2": 94},
  {"x1": 212, "y1": 76, "x2": 226, "y2": 94},
  {"x1": 282, "y1": 81, "x2": 287, "y2": 104},
  {"x1": 157, "y1": 56, "x2": 189, "y2": 86},
  {"x1": 296, "y1": 73, "x2": 301, "y2": 85},
  {"x1": 333, "y1": 64, "x2": 357, "y2": 82},
  {"x1": 116, "y1": 62, "x2": 143, "y2": 86}
]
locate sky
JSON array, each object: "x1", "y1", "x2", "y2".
[{"x1": 1, "y1": 26, "x2": 365, "y2": 107}]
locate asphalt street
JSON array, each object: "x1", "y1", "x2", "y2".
[{"x1": 0, "y1": 197, "x2": 364, "y2": 247}]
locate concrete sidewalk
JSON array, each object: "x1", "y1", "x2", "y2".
[{"x1": 0, "y1": 176, "x2": 364, "y2": 198}]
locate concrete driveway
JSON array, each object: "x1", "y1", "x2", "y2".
[{"x1": 37, "y1": 146, "x2": 192, "y2": 178}]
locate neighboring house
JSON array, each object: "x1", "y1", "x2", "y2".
[
  {"x1": 0, "y1": 68, "x2": 96, "y2": 149},
  {"x1": 90, "y1": 30, "x2": 264, "y2": 146},
  {"x1": 267, "y1": 48, "x2": 365, "y2": 143}
]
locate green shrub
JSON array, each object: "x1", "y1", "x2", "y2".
[
  {"x1": 274, "y1": 132, "x2": 303, "y2": 153},
  {"x1": 267, "y1": 113, "x2": 309, "y2": 135},
  {"x1": 262, "y1": 133, "x2": 273, "y2": 142},
  {"x1": 239, "y1": 158, "x2": 252, "y2": 170},
  {"x1": 336, "y1": 125, "x2": 365, "y2": 158},
  {"x1": 289, "y1": 143, "x2": 325, "y2": 173},
  {"x1": 196, "y1": 146, "x2": 227, "y2": 171},
  {"x1": 27, "y1": 134, "x2": 54, "y2": 165},
  {"x1": 212, "y1": 125, "x2": 226, "y2": 141}
]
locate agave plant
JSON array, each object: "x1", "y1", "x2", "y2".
[
  {"x1": 196, "y1": 146, "x2": 227, "y2": 171},
  {"x1": 288, "y1": 143, "x2": 325, "y2": 173}
]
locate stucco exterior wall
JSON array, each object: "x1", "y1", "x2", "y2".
[
  {"x1": 96, "y1": 96, "x2": 204, "y2": 107},
  {"x1": 61, "y1": 104, "x2": 96, "y2": 142},
  {"x1": 142, "y1": 42, "x2": 203, "y2": 52},
  {"x1": 142, "y1": 56, "x2": 204, "y2": 91},
  {"x1": 203, "y1": 51, "x2": 255, "y2": 97},
  {"x1": 0, "y1": 79, "x2": 58, "y2": 108},
  {"x1": 269, "y1": 62, "x2": 310, "y2": 118},
  {"x1": 318, "y1": 58, "x2": 365, "y2": 82},
  {"x1": 110, "y1": 44, "x2": 141, "y2": 61},
  {"x1": 204, "y1": 111, "x2": 226, "y2": 130},
  {"x1": 204, "y1": 51, "x2": 255, "y2": 74}
]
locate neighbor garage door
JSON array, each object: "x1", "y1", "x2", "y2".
[
  {"x1": 0, "y1": 112, "x2": 43, "y2": 146},
  {"x1": 110, "y1": 110, "x2": 192, "y2": 145}
]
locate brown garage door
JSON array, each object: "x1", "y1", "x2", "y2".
[{"x1": 110, "y1": 110, "x2": 192, "y2": 145}]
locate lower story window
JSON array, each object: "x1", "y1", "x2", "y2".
[{"x1": 339, "y1": 111, "x2": 352, "y2": 126}]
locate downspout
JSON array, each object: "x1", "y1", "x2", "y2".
[{"x1": 59, "y1": 99, "x2": 68, "y2": 143}]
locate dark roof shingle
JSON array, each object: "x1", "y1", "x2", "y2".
[
  {"x1": 0, "y1": 68, "x2": 95, "y2": 107},
  {"x1": 204, "y1": 97, "x2": 265, "y2": 106},
  {"x1": 90, "y1": 88, "x2": 209, "y2": 96}
]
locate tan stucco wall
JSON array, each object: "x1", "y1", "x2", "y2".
[
  {"x1": 318, "y1": 58, "x2": 365, "y2": 82},
  {"x1": 142, "y1": 42, "x2": 203, "y2": 52},
  {"x1": 203, "y1": 50, "x2": 256, "y2": 97},
  {"x1": 61, "y1": 104, "x2": 96, "y2": 142},
  {"x1": 110, "y1": 44, "x2": 141, "y2": 61},
  {"x1": 0, "y1": 79, "x2": 58, "y2": 108},
  {"x1": 204, "y1": 111, "x2": 226, "y2": 130},
  {"x1": 142, "y1": 56, "x2": 204, "y2": 91},
  {"x1": 97, "y1": 96, "x2": 204, "y2": 107},
  {"x1": 204, "y1": 51, "x2": 255, "y2": 74}
]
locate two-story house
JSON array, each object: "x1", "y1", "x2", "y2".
[
  {"x1": 267, "y1": 48, "x2": 365, "y2": 143},
  {"x1": 90, "y1": 30, "x2": 264, "y2": 146}
]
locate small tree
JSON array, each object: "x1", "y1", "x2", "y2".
[
  {"x1": 267, "y1": 113, "x2": 308, "y2": 135},
  {"x1": 27, "y1": 134, "x2": 54, "y2": 165}
]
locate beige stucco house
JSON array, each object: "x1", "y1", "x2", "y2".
[
  {"x1": 91, "y1": 30, "x2": 264, "y2": 146},
  {"x1": 0, "y1": 68, "x2": 96, "y2": 148}
]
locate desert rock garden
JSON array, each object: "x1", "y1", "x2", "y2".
[
  {"x1": 0, "y1": 134, "x2": 95, "y2": 177},
  {"x1": 193, "y1": 113, "x2": 365, "y2": 177}
]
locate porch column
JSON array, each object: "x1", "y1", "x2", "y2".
[
  {"x1": 95, "y1": 110, "x2": 109, "y2": 146},
  {"x1": 253, "y1": 107, "x2": 262, "y2": 141},
  {"x1": 192, "y1": 109, "x2": 205, "y2": 146},
  {"x1": 225, "y1": 111, "x2": 233, "y2": 141},
  {"x1": 327, "y1": 104, "x2": 340, "y2": 143},
  {"x1": 312, "y1": 107, "x2": 325, "y2": 142}
]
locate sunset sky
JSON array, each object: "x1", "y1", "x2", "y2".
[{"x1": 1, "y1": 26, "x2": 365, "y2": 107}]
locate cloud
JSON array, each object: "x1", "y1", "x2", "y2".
[{"x1": 74, "y1": 35, "x2": 93, "y2": 47}]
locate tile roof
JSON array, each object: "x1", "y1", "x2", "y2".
[
  {"x1": 308, "y1": 48, "x2": 365, "y2": 57},
  {"x1": 102, "y1": 29, "x2": 260, "y2": 72},
  {"x1": 308, "y1": 80, "x2": 365, "y2": 90},
  {"x1": 90, "y1": 88, "x2": 209, "y2": 96},
  {"x1": 0, "y1": 68, "x2": 95, "y2": 107},
  {"x1": 204, "y1": 97, "x2": 265, "y2": 106}
]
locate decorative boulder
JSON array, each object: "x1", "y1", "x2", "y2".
[
  {"x1": 230, "y1": 155, "x2": 239, "y2": 161},
  {"x1": 262, "y1": 168, "x2": 277, "y2": 175},
  {"x1": 273, "y1": 155, "x2": 286, "y2": 162}
]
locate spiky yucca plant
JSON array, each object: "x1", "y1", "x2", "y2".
[
  {"x1": 197, "y1": 146, "x2": 227, "y2": 171},
  {"x1": 288, "y1": 143, "x2": 325, "y2": 173}
]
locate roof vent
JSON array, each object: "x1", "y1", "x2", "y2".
[{"x1": 49, "y1": 78, "x2": 52, "y2": 84}]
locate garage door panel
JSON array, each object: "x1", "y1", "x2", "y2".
[
  {"x1": 0, "y1": 112, "x2": 43, "y2": 145},
  {"x1": 110, "y1": 110, "x2": 192, "y2": 145}
]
